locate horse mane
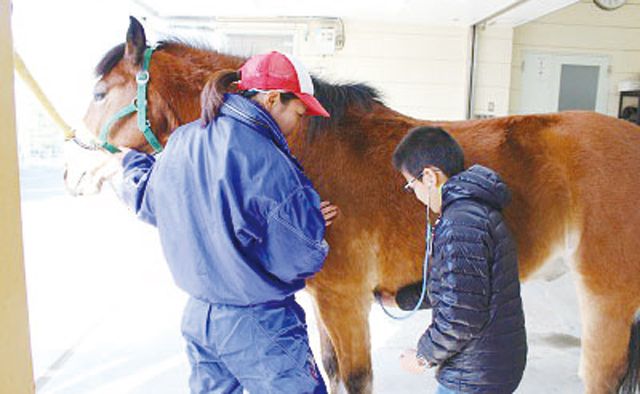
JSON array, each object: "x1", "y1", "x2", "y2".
[
  {"x1": 94, "y1": 40, "x2": 384, "y2": 140},
  {"x1": 95, "y1": 39, "x2": 218, "y2": 77},
  {"x1": 309, "y1": 78, "x2": 383, "y2": 140}
]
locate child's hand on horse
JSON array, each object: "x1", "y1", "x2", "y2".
[
  {"x1": 399, "y1": 349, "x2": 428, "y2": 374},
  {"x1": 320, "y1": 201, "x2": 339, "y2": 227}
]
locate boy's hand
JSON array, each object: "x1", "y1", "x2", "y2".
[
  {"x1": 400, "y1": 349, "x2": 427, "y2": 374},
  {"x1": 320, "y1": 201, "x2": 339, "y2": 227}
]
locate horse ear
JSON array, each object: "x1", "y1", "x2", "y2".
[{"x1": 125, "y1": 16, "x2": 146, "y2": 65}]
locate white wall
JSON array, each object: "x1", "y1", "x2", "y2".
[
  {"x1": 299, "y1": 20, "x2": 471, "y2": 121},
  {"x1": 152, "y1": 18, "x2": 473, "y2": 121},
  {"x1": 509, "y1": 0, "x2": 640, "y2": 116},
  {"x1": 473, "y1": 25, "x2": 514, "y2": 117}
]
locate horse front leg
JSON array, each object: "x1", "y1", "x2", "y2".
[
  {"x1": 317, "y1": 318, "x2": 341, "y2": 392},
  {"x1": 313, "y1": 288, "x2": 373, "y2": 394}
]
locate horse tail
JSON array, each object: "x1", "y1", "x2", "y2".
[{"x1": 619, "y1": 312, "x2": 640, "y2": 394}]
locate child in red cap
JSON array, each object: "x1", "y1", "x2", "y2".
[{"x1": 119, "y1": 51, "x2": 336, "y2": 393}]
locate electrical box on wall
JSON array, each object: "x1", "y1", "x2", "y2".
[
  {"x1": 302, "y1": 19, "x2": 345, "y2": 56},
  {"x1": 311, "y1": 26, "x2": 338, "y2": 55}
]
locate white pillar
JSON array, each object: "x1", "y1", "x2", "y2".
[{"x1": 0, "y1": 0, "x2": 35, "y2": 392}]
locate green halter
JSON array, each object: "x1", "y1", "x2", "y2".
[{"x1": 99, "y1": 47, "x2": 163, "y2": 154}]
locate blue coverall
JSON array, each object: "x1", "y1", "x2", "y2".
[{"x1": 120, "y1": 93, "x2": 328, "y2": 393}]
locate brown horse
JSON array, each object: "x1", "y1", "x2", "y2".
[{"x1": 74, "y1": 17, "x2": 640, "y2": 393}]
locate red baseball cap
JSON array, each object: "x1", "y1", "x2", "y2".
[{"x1": 237, "y1": 51, "x2": 330, "y2": 118}]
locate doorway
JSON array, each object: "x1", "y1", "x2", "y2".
[{"x1": 520, "y1": 52, "x2": 609, "y2": 114}]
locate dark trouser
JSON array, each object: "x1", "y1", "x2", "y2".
[{"x1": 181, "y1": 296, "x2": 327, "y2": 394}]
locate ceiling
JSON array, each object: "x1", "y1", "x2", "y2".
[{"x1": 133, "y1": 0, "x2": 580, "y2": 27}]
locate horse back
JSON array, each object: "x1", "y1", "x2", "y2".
[{"x1": 303, "y1": 109, "x2": 640, "y2": 294}]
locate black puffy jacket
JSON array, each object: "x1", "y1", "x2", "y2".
[{"x1": 415, "y1": 165, "x2": 527, "y2": 393}]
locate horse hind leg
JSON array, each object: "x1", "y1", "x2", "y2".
[
  {"x1": 619, "y1": 313, "x2": 640, "y2": 394},
  {"x1": 576, "y1": 280, "x2": 639, "y2": 394}
]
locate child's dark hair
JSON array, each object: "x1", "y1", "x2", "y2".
[
  {"x1": 392, "y1": 126, "x2": 465, "y2": 178},
  {"x1": 200, "y1": 69, "x2": 297, "y2": 125}
]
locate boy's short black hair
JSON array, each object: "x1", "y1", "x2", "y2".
[{"x1": 392, "y1": 126, "x2": 465, "y2": 178}]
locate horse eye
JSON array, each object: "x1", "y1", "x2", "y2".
[{"x1": 93, "y1": 91, "x2": 106, "y2": 102}]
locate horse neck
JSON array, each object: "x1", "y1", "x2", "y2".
[{"x1": 153, "y1": 44, "x2": 245, "y2": 133}]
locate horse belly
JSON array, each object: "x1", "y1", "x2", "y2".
[{"x1": 528, "y1": 226, "x2": 581, "y2": 282}]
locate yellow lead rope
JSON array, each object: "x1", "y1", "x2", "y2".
[{"x1": 13, "y1": 51, "x2": 75, "y2": 140}]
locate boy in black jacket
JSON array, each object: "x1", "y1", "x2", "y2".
[{"x1": 388, "y1": 126, "x2": 527, "y2": 394}]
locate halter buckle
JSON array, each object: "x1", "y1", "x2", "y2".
[{"x1": 136, "y1": 70, "x2": 150, "y2": 85}]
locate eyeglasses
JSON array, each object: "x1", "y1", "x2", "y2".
[{"x1": 403, "y1": 170, "x2": 426, "y2": 193}]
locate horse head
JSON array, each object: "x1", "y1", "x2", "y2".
[
  {"x1": 65, "y1": 16, "x2": 244, "y2": 195},
  {"x1": 66, "y1": 16, "x2": 380, "y2": 196}
]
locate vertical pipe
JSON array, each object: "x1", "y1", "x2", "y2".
[{"x1": 466, "y1": 24, "x2": 479, "y2": 119}]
